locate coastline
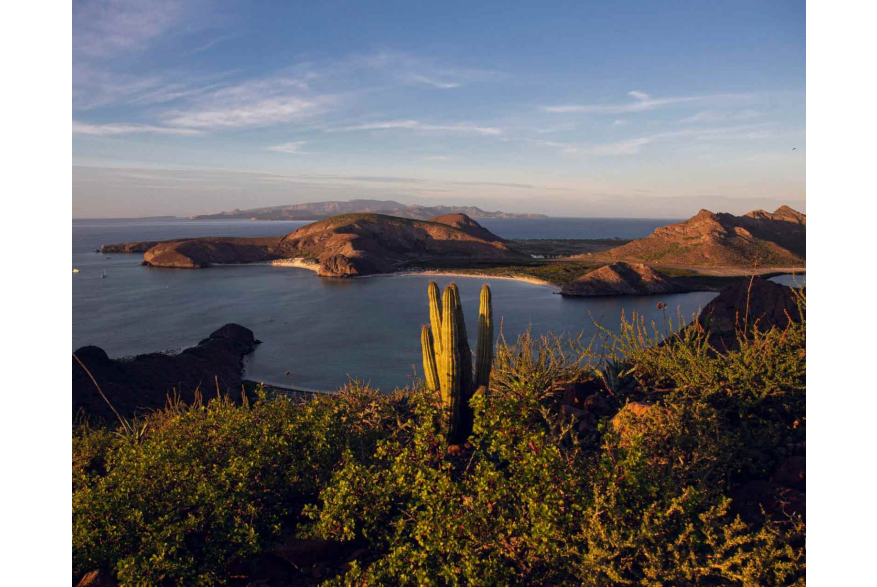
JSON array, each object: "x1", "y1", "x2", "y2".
[{"x1": 398, "y1": 269, "x2": 558, "y2": 290}]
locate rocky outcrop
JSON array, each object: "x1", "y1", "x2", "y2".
[
  {"x1": 73, "y1": 324, "x2": 257, "y2": 422},
  {"x1": 101, "y1": 241, "x2": 159, "y2": 253},
  {"x1": 105, "y1": 213, "x2": 520, "y2": 277},
  {"x1": 561, "y1": 262, "x2": 684, "y2": 297},
  {"x1": 697, "y1": 278, "x2": 803, "y2": 351},
  {"x1": 595, "y1": 206, "x2": 806, "y2": 267},
  {"x1": 142, "y1": 237, "x2": 284, "y2": 268}
]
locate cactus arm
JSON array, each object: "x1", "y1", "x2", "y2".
[
  {"x1": 475, "y1": 284, "x2": 494, "y2": 388},
  {"x1": 428, "y1": 281, "x2": 443, "y2": 354},
  {"x1": 421, "y1": 325, "x2": 440, "y2": 392}
]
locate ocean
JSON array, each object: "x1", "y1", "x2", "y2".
[{"x1": 72, "y1": 217, "x2": 786, "y2": 392}]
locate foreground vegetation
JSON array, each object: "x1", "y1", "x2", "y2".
[{"x1": 73, "y1": 292, "x2": 805, "y2": 586}]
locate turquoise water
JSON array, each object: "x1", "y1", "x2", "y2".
[{"x1": 73, "y1": 218, "x2": 718, "y2": 391}]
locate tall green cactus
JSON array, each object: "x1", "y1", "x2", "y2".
[{"x1": 421, "y1": 281, "x2": 494, "y2": 444}]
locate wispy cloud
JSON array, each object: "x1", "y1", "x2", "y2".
[
  {"x1": 266, "y1": 141, "x2": 309, "y2": 154},
  {"x1": 73, "y1": 0, "x2": 191, "y2": 58},
  {"x1": 679, "y1": 109, "x2": 763, "y2": 124},
  {"x1": 72, "y1": 121, "x2": 203, "y2": 136},
  {"x1": 537, "y1": 124, "x2": 775, "y2": 156},
  {"x1": 331, "y1": 120, "x2": 502, "y2": 136},
  {"x1": 422, "y1": 155, "x2": 452, "y2": 161},
  {"x1": 362, "y1": 51, "x2": 497, "y2": 89},
  {"x1": 542, "y1": 90, "x2": 731, "y2": 114},
  {"x1": 160, "y1": 76, "x2": 333, "y2": 130}
]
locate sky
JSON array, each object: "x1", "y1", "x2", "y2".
[{"x1": 72, "y1": 0, "x2": 805, "y2": 218}]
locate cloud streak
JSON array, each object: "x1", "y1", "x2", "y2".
[
  {"x1": 541, "y1": 90, "x2": 741, "y2": 114},
  {"x1": 72, "y1": 121, "x2": 203, "y2": 136},
  {"x1": 331, "y1": 120, "x2": 502, "y2": 136},
  {"x1": 266, "y1": 141, "x2": 309, "y2": 154}
]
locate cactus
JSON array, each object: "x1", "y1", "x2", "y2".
[{"x1": 421, "y1": 281, "x2": 494, "y2": 444}]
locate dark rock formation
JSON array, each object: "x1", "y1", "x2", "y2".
[
  {"x1": 697, "y1": 278, "x2": 803, "y2": 351},
  {"x1": 73, "y1": 324, "x2": 257, "y2": 422},
  {"x1": 560, "y1": 262, "x2": 684, "y2": 297}
]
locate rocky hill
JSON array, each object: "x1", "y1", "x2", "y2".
[
  {"x1": 560, "y1": 262, "x2": 684, "y2": 297},
  {"x1": 73, "y1": 324, "x2": 257, "y2": 422},
  {"x1": 107, "y1": 213, "x2": 520, "y2": 277},
  {"x1": 192, "y1": 199, "x2": 547, "y2": 221},
  {"x1": 594, "y1": 206, "x2": 805, "y2": 267}
]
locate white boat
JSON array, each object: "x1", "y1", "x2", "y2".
[{"x1": 72, "y1": 268, "x2": 79, "y2": 273}]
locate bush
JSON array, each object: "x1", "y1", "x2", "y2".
[{"x1": 73, "y1": 383, "x2": 407, "y2": 585}]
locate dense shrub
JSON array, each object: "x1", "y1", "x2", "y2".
[{"x1": 73, "y1": 383, "x2": 407, "y2": 585}]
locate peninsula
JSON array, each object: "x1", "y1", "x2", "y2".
[{"x1": 103, "y1": 206, "x2": 805, "y2": 295}]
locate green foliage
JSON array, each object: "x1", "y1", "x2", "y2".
[
  {"x1": 306, "y1": 306, "x2": 806, "y2": 585},
  {"x1": 73, "y1": 383, "x2": 408, "y2": 585}
]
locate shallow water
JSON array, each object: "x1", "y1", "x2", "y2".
[{"x1": 73, "y1": 218, "x2": 720, "y2": 391}]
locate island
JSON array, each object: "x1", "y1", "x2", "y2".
[
  {"x1": 102, "y1": 206, "x2": 805, "y2": 296},
  {"x1": 190, "y1": 199, "x2": 548, "y2": 221}
]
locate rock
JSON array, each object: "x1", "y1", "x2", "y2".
[
  {"x1": 76, "y1": 570, "x2": 118, "y2": 587},
  {"x1": 560, "y1": 404, "x2": 597, "y2": 434},
  {"x1": 560, "y1": 379, "x2": 604, "y2": 409},
  {"x1": 73, "y1": 324, "x2": 257, "y2": 422},
  {"x1": 697, "y1": 278, "x2": 803, "y2": 352},
  {"x1": 582, "y1": 393, "x2": 613, "y2": 417},
  {"x1": 561, "y1": 262, "x2": 684, "y2": 297},
  {"x1": 610, "y1": 401, "x2": 656, "y2": 431},
  {"x1": 772, "y1": 456, "x2": 806, "y2": 492}
]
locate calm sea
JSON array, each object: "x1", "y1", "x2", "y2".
[{"x1": 72, "y1": 217, "x2": 767, "y2": 392}]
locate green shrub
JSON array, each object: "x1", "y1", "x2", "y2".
[{"x1": 73, "y1": 383, "x2": 407, "y2": 585}]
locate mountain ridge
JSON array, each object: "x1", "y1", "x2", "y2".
[
  {"x1": 191, "y1": 199, "x2": 548, "y2": 221},
  {"x1": 591, "y1": 206, "x2": 806, "y2": 267}
]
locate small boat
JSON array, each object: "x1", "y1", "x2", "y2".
[
  {"x1": 72, "y1": 268, "x2": 79, "y2": 273},
  {"x1": 101, "y1": 270, "x2": 107, "y2": 278}
]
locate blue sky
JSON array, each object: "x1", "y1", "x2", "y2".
[{"x1": 72, "y1": 0, "x2": 805, "y2": 218}]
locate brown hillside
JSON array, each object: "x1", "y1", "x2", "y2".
[
  {"x1": 561, "y1": 262, "x2": 683, "y2": 297},
  {"x1": 595, "y1": 206, "x2": 805, "y2": 267},
  {"x1": 111, "y1": 213, "x2": 517, "y2": 277}
]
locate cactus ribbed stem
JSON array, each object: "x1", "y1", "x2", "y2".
[
  {"x1": 421, "y1": 325, "x2": 440, "y2": 392},
  {"x1": 440, "y1": 286, "x2": 461, "y2": 440},
  {"x1": 475, "y1": 284, "x2": 493, "y2": 388},
  {"x1": 421, "y1": 282, "x2": 493, "y2": 446},
  {"x1": 428, "y1": 281, "x2": 443, "y2": 354}
]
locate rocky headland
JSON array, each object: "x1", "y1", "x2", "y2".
[
  {"x1": 103, "y1": 213, "x2": 523, "y2": 277},
  {"x1": 590, "y1": 206, "x2": 806, "y2": 268},
  {"x1": 73, "y1": 324, "x2": 258, "y2": 422}
]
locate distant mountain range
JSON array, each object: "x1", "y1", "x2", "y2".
[
  {"x1": 592, "y1": 206, "x2": 806, "y2": 267},
  {"x1": 191, "y1": 199, "x2": 548, "y2": 221}
]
